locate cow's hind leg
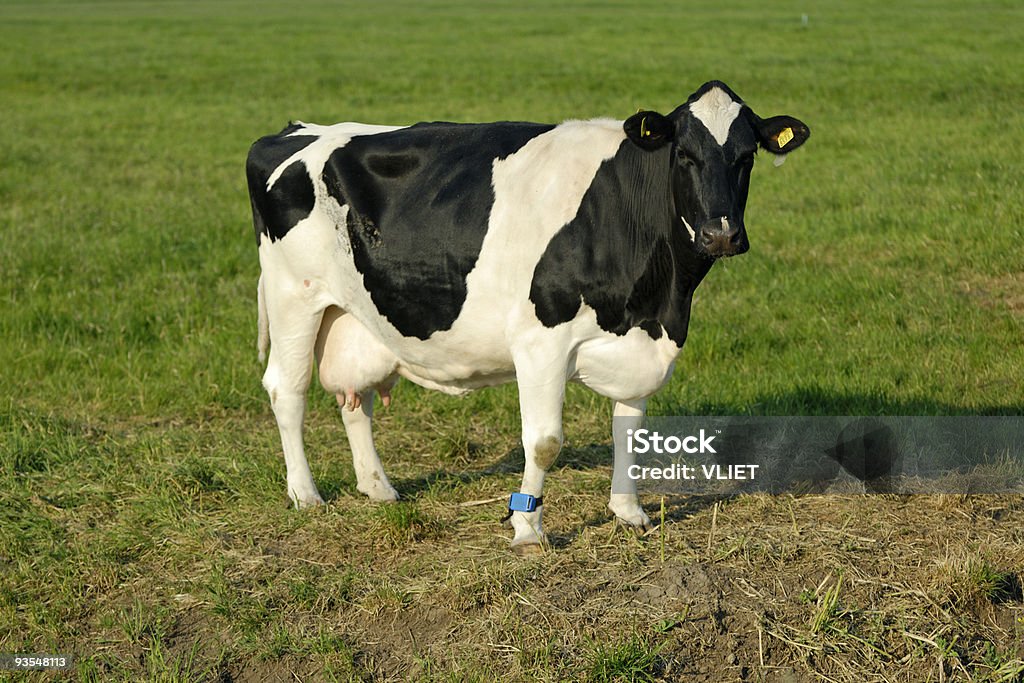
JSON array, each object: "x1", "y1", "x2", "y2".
[
  {"x1": 262, "y1": 293, "x2": 325, "y2": 509},
  {"x1": 609, "y1": 398, "x2": 653, "y2": 531},
  {"x1": 338, "y1": 391, "x2": 399, "y2": 501},
  {"x1": 315, "y1": 306, "x2": 399, "y2": 502}
]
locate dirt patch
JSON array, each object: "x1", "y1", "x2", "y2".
[
  {"x1": 350, "y1": 602, "x2": 461, "y2": 676},
  {"x1": 247, "y1": 496, "x2": 1021, "y2": 680},
  {"x1": 960, "y1": 273, "x2": 1024, "y2": 316},
  {"x1": 225, "y1": 657, "x2": 316, "y2": 683}
]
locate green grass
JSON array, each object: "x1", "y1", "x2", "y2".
[
  {"x1": 2, "y1": 0, "x2": 1022, "y2": 420},
  {"x1": 587, "y1": 632, "x2": 664, "y2": 683},
  {"x1": 1, "y1": 0, "x2": 1023, "y2": 680}
]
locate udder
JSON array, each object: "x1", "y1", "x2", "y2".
[{"x1": 315, "y1": 306, "x2": 400, "y2": 410}]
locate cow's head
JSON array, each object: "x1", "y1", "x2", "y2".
[{"x1": 624, "y1": 81, "x2": 809, "y2": 259}]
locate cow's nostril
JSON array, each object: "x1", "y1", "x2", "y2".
[
  {"x1": 697, "y1": 219, "x2": 746, "y2": 257},
  {"x1": 699, "y1": 231, "x2": 728, "y2": 254}
]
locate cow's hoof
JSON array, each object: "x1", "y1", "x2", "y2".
[
  {"x1": 360, "y1": 483, "x2": 400, "y2": 502},
  {"x1": 292, "y1": 493, "x2": 325, "y2": 510},
  {"x1": 617, "y1": 517, "x2": 654, "y2": 535},
  {"x1": 510, "y1": 541, "x2": 545, "y2": 557},
  {"x1": 611, "y1": 508, "x2": 651, "y2": 529},
  {"x1": 608, "y1": 496, "x2": 651, "y2": 530}
]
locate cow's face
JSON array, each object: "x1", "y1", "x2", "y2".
[{"x1": 624, "y1": 81, "x2": 809, "y2": 259}]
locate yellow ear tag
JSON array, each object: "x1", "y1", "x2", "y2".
[
  {"x1": 640, "y1": 116, "x2": 650, "y2": 137},
  {"x1": 776, "y1": 127, "x2": 794, "y2": 149}
]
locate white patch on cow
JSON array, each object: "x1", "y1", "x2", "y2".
[
  {"x1": 688, "y1": 87, "x2": 743, "y2": 146},
  {"x1": 570, "y1": 309, "x2": 678, "y2": 400},
  {"x1": 319, "y1": 195, "x2": 352, "y2": 256},
  {"x1": 681, "y1": 215, "x2": 696, "y2": 241},
  {"x1": 477, "y1": 118, "x2": 624, "y2": 301}
]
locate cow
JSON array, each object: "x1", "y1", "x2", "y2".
[{"x1": 246, "y1": 81, "x2": 809, "y2": 554}]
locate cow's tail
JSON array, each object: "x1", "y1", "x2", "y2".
[{"x1": 257, "y1": 272, "x2": 270, "y2": 364}]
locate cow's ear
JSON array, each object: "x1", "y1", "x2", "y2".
[
  {"x1": 753, "y1": 114, "x2": 810, "y2": 155},
  {"x1": 624, "y1": 110, "x2": 674, "y2": 150}
]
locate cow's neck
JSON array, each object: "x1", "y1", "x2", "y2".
[
  {"x1": 602, "y1": 143, "x2": 714, "y2": 346},
  {"x1": 528, "y1": 141, "x2": 713, "y2": 347}
]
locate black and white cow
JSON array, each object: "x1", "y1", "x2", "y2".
[{"x1": 247, "y1": 81, "x2": 808, "y2": 554}]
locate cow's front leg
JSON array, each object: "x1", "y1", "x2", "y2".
[
  {"x1": 609, "y1": 398, "x2": 652, "y2": 531},
  {"x1": 508, "y1": 371, "x2": 566, "y2": 556}
]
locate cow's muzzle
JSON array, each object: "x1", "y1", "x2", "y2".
[{"x1": 697, "y1": 217, "x2": 749, "y2": 258}]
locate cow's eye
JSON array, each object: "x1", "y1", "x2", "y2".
[{"x1": 676, "y1": 150, "x2": 696, "y2": 166}]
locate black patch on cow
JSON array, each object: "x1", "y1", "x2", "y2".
[
  {"x1": 246, "y1": 126, "x2": 319, "y2": 245},
  {"x1": 366, "y1": 152, "x2": 421, "y2": 178},
  {"x1": 530, "y1": 142, "x2": 714, "y2": 346},
  {"x1": 323, "y1": 121, "x2": 555, "y2": 340}
]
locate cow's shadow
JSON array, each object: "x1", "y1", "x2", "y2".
[
  {"x1": 657, "y1": 385, "x2": 1022, "y2": 418},
  {"x1": 376, "y1": 386, "x2": 1022, "y2": 547}
]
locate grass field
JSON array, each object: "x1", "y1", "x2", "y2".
[{"x1": 1, "y1": 0, "x2": 1023, "y2": 680}]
